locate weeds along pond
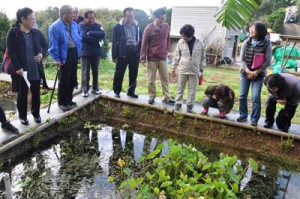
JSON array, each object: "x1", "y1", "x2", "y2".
[{"x1": 0, "y1": 123, "x2": 300, "y2": 198}]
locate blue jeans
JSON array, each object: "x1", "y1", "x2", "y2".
[{"x1": 239, "y1": 71, "x2": 264, "y2": 123}]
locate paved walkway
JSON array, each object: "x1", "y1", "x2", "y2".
[{"x1": 0, "y1": 71, "x2": 300, "y2": 145}]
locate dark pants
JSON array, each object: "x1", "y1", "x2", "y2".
[
  {"x1": 0, "y1": 106, "x2": 8, "y2": 124},
  {"x1": 17, "y1": 78, "x2": 40, "y2": 120},
  {"x1": 80, "y1": 55, "x2": 100, "y2": 93},
  {"x1": 265, "y1": 96, "x2": 298, "y2": 129},
  {"x1": 58, "y1": 48, "x2": 78, "y2": 106},
  {"x1": 113, "y1": 46, "x2": 139, "y2": 95}
]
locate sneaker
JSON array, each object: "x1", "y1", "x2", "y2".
[
  {"x1": 187, "y1": 105, "x2": 193, "y2": 113},
  {"x1": 162, "y1": 98, "x2": 175, "y2": 105},
  {"x1": 82, "y1": 92, "x2": 89, "y2": 97},
  {"x1": 114, "y1": 93, "x2": 121, "y2": 98},
  {"x1": 59, "y1": 104, "x2": 72, "y2": 112},
  {"x1": 201, "y1": 107, "x2": 209, "y2": 115},
  {"x1": 92, "y1": 90, "x2": 101, "y2": 95},
  {"x1": 237, "y1": 117, "x2": 247, "y2": 122},
  {"x1": 19, "y1": 118, "x2": 29, "y2": 125},
  {"x1": 34, "y1": 116, "x2": 41, "y2": 123},
  {"x1": 2, "y1": 122, "x2": 19, "y2": 134},
  {"x1": 127, "y1": 92, "x2": 138, "y2": 98},
  {"x1": 264, "y1": 121, "x2": 273, "y2": 128},
  {"x1": 148, "y1": 96, "x2": 155, "y2": 105},
  {"x1": 219, "y1": 112, "x2": 225, "y2": 119},
  {"x1": 175, "y1": 104, "x2": 182, "y2": 111}
]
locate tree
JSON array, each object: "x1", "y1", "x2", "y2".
[
  {"x1": 264, "y1": 8, "x2": 286, "y2": 34},
  {"x1": 134, "y1": 9, "x2": 150, "y2": 33},
  {"x1": 0, "y1": 12, "x2": 11, "y2": 62},
  {"x1": 215, "y1": 0, "x2": 263, "y2": 29},
  {"x1": 35, "y1": 7, "x2": 59, "y2": 43},
  {"x1": 167, "y1": 8, "x2": 172, "y2": 26}
]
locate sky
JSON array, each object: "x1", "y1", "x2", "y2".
[{"x1": 0, "y1": 0, "x2": 222, "y2": 19}]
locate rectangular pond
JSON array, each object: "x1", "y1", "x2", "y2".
[{"x1": 0, "y1": 123, "x2": 300, "y2": 198}]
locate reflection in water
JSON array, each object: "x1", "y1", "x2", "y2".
[{"x1": 0, "y1": 124, "x2": 299, "y2": 198}]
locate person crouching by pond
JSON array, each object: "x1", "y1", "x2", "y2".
[
  {"x1": 201, "y1": 84, "x2": 235, "y2": 119},
  {"x1": 264, "y1": 73, "x2": 300, "y2": 132},
  {"x1": 7, "y1": 7, "x2": 48, "y2": 125},
  {"x1": 171, "y1": 24, "x2": 206, "y2": 113},
  {"x1": 237, "y1": 21, "x2": 272, "y2": 126}
]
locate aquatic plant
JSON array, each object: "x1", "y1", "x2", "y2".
[{"x1": 113, "y1": 140, "x2": 258, "y2": 198}]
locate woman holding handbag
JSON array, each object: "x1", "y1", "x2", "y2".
[{"x1": 6, "y1": 7, "x2": 48, "y2": 125}]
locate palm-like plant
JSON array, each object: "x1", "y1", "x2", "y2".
[{"x1": 215, "y1": 0, "x2": 263, "y2": 30}]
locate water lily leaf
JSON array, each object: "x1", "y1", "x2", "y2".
[
  {"x1": 119, "y1": 180, "x2": 128, "y2": 189},
  {"x1": 202, "y1": 162, "x2": 212, "y2": 171},
  {"x1": 124, "y1": 167, "x2": 131, "y2": 177},
  {"x1": 147, "y1": 149, "x2": 160, "y2": 159},
  {"x1": 160, "y1": 181, "x2": 172, "y2": 188},
  {"x1": 129, "y1": 178, "x2": 136, "y2": 190},
  {"x1": 231, "y1": 183, "x2": 239, "y2": 193},
  {"x1": 107, "y1": 176, "x2": 114, "y2": 182},
  {"x1": 248, "y1": 158, "x2": 258, "y2": 172},
  {"x1": 153, "y1": 187, "x2": 160, "y2": 195},
  {"x1": 146, "y1": 172, "x2": 155, "y2": 181}
]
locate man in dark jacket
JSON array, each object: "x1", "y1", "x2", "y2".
[
  {"x1": 79, "y1": 10, "x2": 105, "y2": 97},
  {"x1": 112, "y1": 7, "x2": 141, "y2": 98}
]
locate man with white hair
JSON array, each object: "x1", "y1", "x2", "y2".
[{"x1": 48, "y1": 5, "x2": 82, "y2": 111}]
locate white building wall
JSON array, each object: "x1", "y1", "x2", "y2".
[
  {"x1": 170, "y1": 6, "x2": 240, "y2": 61},
  {"x1": 170, "y1": 6, "x2": 227, "y2": 45}
]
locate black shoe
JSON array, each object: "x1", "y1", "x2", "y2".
[
  {"x1": 237, "y1": 117, "x2": 247, "y2": 122},
  {"x1": 2, "y1": 122, "x2": 19, "y2": 134},
  {"x1": 175, "y1": 104, "x2": 182, "y2": 111},
  {"x1": 264, "y1": 121, "x2": 273, "y2": 128},
  {"x1": 59, "y1": 104, "x2": 72, "y2": 112},
  {"x1": 69, "y1": 101, "x2": 78, "y2": 108},
  {"x1": 162, "y1": 98, "x2": 175, "y2": 105},
  {"x1": 282, "y1": 127, "x2": 289, "y2": 133},
  {"x1": 19, "y1": 118, "x2": 29, "y2": 125},
  {"x1": 187, "y1": 105, "x2": 193, "y2": 113},
  {"x1": 127, "y1": 92, "x2": 138, "y2": 98},
  {"x1": 148, "y1": 96, "x2": 155, "y2": 105},
  {"x1": 114, "y1": 93, "x2": 120, "y2": 98},
  {"x1": 250, "y1": 122, "x2": 257, "y2": 126},
  {"x1": 34, "y1": 116, "x2": 41, "y2": 123}
]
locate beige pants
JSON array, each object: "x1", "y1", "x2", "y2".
[
  {"x1": 147, "y1": 60, "x2": 170, "y2": 100},
  {"x1": 175, "y1": 74, "x2": 198, "y2": 106}
]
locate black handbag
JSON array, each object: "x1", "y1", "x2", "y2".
[{"x1": 276, "y1": 108, "x2": 289, "y2": 130}]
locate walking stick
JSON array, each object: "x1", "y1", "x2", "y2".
[{"x1": 47, "y1": 69, "x2": 59, "y2": 113}]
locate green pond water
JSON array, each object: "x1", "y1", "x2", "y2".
[{"x1": 0, "y1": 123, "x2": 300, "y2": 198}]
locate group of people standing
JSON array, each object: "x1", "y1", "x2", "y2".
[{"x1": 1, "y1": 6, "x2": 299, "y2": 136}]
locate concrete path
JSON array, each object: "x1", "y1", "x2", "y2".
[{"x1": 0, "y1": 72, "x2": 299, "y2": 145}]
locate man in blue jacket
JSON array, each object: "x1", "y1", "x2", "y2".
[
  {"x1": 48, "y1": 5, "x2": 82, "y2": 111},
  {"x1": 112, "y1": 7, "x2": 141, "y2": 98},
  {"x1": 79, "y1": 10, "x2": 105, "y2": 97}
]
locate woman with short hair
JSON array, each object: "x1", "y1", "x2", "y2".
[{"x1": 264, "y1": 73, "x2": 300, "y2": 132}]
